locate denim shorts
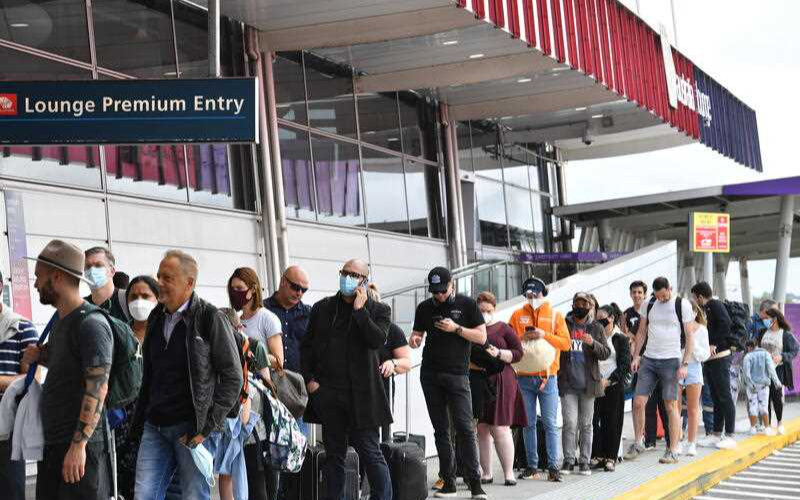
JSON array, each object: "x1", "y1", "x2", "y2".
[
  {"x1": 679, "y1": 361, "x2": 703, "y2": 387},
  {"x1": 635, "y1": 357, "x2": 680, "y2": 401}
]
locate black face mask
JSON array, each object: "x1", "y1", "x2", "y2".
[
  {"x1": 597, "y1": 318, "x2": 610, "y2": 328},
  {"x1": 572, "y1": 306, "x2": 590, "y2": 320}
]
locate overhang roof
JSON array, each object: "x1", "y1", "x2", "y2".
[
  {"x1": 553, "y1": 177, "x2": 800, "y2": 260},
  {"x1": 205, "y1": 0, "x2": 762, "y2": 171}
]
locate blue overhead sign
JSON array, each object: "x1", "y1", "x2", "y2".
[{"x1": 0, "y1": 78, "x2": 258, "y2": 145}]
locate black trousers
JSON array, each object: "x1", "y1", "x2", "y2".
[
  {"x1": 768, "y1": 381, "x2": 785, "y2": 423},
  {"x1": 644, "y1": 381, "x2": 670, "y2": 447},
  {"x1": 36, "y1": 441, "x2": 109, "y2": 500},
  {"x1": 244, "y1": 443, "x2": 279, "y2": 500},
  {"x1": 592, "y1": 383, "x2": 625, "y2": 461},
  {"x1": 0, "y1": 438, "x2": 25, "y2": 500},
  {"x1": 703, "y1": 356, "x2": 736, "y2": 434}
]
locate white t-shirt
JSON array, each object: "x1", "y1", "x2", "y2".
[
  {"x1": 240, "y1": 308, "x2": 282, "y2": 344},
  {"x1": 646, "y1": 297, "x2": 693, "y2": 360},
  {"x1": 598, "y1": 332, "x2": 619, "y2": 379}
]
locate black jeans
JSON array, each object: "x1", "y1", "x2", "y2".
[
  {"x1": 769, "y1": 381, "x2": 785, "y2": 423},
  {"x1": 644, "y1": 382, "x2": 670, "y2": 447},
  {"x1": 592, "y1": 383, "x2": 625, "y2": 461},
  {"x1": 315, "y1": 387, "x2": 392, "y2": 500},
  {"x1": 244, "y1": 443, "x2": 279, "y2": 500},
  {"x1": 420, "y1": 371, "x2": 480, "y2": 483},
  {"x1": 703, "y1": 356, "x2": 736, "y2": 434},
  {"x1": 37, "y1": 441, "x2": 109, "y2": 500},
  {"x1": 0, "y1": 438, "x2": 25, "y2": 500}
]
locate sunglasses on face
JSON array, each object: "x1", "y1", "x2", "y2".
[
  {"x1": 339, "y1": 270, "x2": 367, "y2": 281},
  {"x1": 284, "y1": 276, "x2": 308, "y2": 293}
]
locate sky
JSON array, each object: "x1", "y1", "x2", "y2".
[{"x1": 564, "y1": 0, "x2": 800, "y2": 299}]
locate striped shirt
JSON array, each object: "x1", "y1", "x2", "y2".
[{"x1": 0, "y1": 319, "x2": 39, "y2": 396}]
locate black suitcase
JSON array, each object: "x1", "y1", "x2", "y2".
[
  {"x1": 300, "y1": 445, "x2": 360, "y2": 500},
  {"x1": 380, "y1": 441, "x2": 427, "y2": 500},
  {"x1": 392, "y1": 432, "x2": 425, "y2": 454}
]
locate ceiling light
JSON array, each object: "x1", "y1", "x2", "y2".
[
  {"x1": 469, "y1": 53, "x2": 485, "y2": 59},
  {"x1": 163, "y1": 71, "x2": 177, "y2": 76},
  {"x1": 591, "y1": 114, "x2": 604, "y2": 119},
  {"x1": 443, "y1": 40, "x2": 459, "y2": 46},
  {"x1": 574, "y1": 107, "x2": 588, "y2": 111},
  {"x1": 387, "y1": 137, "x2": 400, "y2": 142},
  {"x1": 10, "y1": 23, "x2": 29, "y2": 28},
  {"x1": 517, "y1": 78, "x2": 532, "y2": 83}
]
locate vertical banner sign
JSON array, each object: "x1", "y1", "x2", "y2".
[
  {"x1": 690, "y1": 212, "x2": 731, "y2": 253},
  {"x1": 782, "y1": 304, "x2": 800, "y2": 397},
  {"x1": 4, "y1": 191, "x2": 32, "y2": 319}
]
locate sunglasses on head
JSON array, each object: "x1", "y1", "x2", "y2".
[{"x1": 284, "y1": 276, "x2": 308, "y2": 293}]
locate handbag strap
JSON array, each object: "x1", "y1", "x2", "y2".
[{"x1": 21, "y1": 312, "x2": 58, "y2": 396}]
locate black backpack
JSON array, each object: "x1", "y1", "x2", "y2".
[
  {"x1": 646, "y1": 296, "x2": 686, "y2": 348},
  {"x1": 722, "y1": 300, "x2": 751, "y2": 351}
]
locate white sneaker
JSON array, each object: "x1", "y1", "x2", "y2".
[
  {"x1": 716, "y1": 437, "x2": 737, "y2": 449},
  {"x1": 764, "y1": 427, "x2": 777, "y2": 436},
  {"x1": 749, "y1": 427, "x2": 758, "y2": 435},
  {"x1": 698, "y1": 435, "x2": 719, "y2": 448},
  {"x1": 684, "y1": 442, "x2": 697, "y2": 456},
  {"x1": 778, "y1": 424, "x2": 786, "y2": 435}
]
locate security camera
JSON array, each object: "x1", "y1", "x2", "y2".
[{"x1": 582, "y1": 127, "x2": 594, "y2": 146}]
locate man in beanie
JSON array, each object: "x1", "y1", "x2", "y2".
[
  {"x1": 409, "y1": 267, "x2": 488, "y2": 499},
  {"x1": 23, "y1": 240, "x2": 114, "y2": 499}
]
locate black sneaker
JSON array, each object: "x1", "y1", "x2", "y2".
[
  {"x1": 469, "y1": 480, "x2": 488, "y2": 500},
  {"x1": 548, "y1": 469, "x2": 564, "y2": 482},
  {"x1": 643, "y1": 442, "x2": 656, "y2": 451},
  {"x1": 433, "y1": 480, "x2": 457, "y2": 498},
  {"x1": 517, "y1": 467, "x2": 538, "y2": 480},
  {"x1": 561, "y1": 460, "x2": 575, "y2": 475},
  {"x1": 577, "y1": 463, "x2": 591, "y2": 476}
]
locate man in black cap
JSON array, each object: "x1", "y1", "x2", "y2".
[{"x1": 409, "y1": 267, "x2": 488, "y2": 499}]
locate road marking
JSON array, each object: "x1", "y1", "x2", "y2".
[
  {"x1": 728, "y1": 476, "x2": 800, "y2": 486},
  {"x1": 749, "y1": 465, "x2": 800, "y2": 476},
  {"x1": 711, "y1": 488, "x2": 800, "y2": 499},
  {"x1": 763, "y1": 456, "x2": 800, "y2": 463},
  {"x1": 736, "y1": 471, "x2": 800, "y2": 482},
  {"x1": 721, "y1": 479, "x2": 800, "y2": 493}
]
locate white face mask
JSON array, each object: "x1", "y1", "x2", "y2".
[
  {"x1": 482, "y1": 312, "x2": 493, "y2": 324},
  {"x1": 129, "y1": 299, "x2": 157, "y2": 322},
  {"x1": 529, "y1": 297, "x2": 544, "y2": 309}
]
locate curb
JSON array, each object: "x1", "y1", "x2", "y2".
[{"x1": 612, "y1": 417, "x2": 800, "y2": 500}]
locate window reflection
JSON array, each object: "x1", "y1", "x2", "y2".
[
  {"x1": 0, "y1": 0, "x2": 91, "y2": 61},
  {"x1": 1, "y1": 146, "x2": 101, "y2": 189},
  {"x1": 361, "y1": 148, "x2": 408, "y2": 234},
  {"x1": 476, "y1": 178, "x2": 507, "y2": 248},
  {"x1": 279, "y1": 125, "x2": 315, "y2": 221},
  {"x1": 105, "y1": 145, "x2": 188, "y2": 201},
  {"x1": 471, "y1": 126, "x2": 502, "y2": 180},
  {"x1": 532, "y1": 193, "x2": 546, "y2": 250},
  {"x1": 405, "y1": 161, "x2": 434, "y2": 238},
  {"x1": 305, "y1": 55, "x2": 356, "y2": 136},
  {"x1": 506, "y1": 186, "x2": 536, "y2": 252},
  {"x1": 310, "y1": 135, "x2": 363, "y2": 226},
  {"x1": 399, "y1": 94, "x2": 436, "y2": 161},
  {"x1": 93, "y1": 0, "x2": 176, "y2": 78},
  {"x1": 0, "y1": 46, "x2": 91, "y2": 81},
  {"x1": 274, "y1": 53, "x2": 308, "y2": 125},
  {"x1": 457, "y1": 122, "x2": 474, "y2": 173},
  {"x1": 357, "y1": 93, "x2": 401, "y2": 152}
]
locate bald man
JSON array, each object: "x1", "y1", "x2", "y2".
[{"x1": 300, "y1": 259, "x2": 394, "y2": 500}]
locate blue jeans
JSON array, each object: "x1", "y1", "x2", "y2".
[
  {"x1": 134, "y1": 421, "x2": 213, "y2": 500},
  {"x1": 517, "y1": 375, "x2": 560, "y2": 471}
]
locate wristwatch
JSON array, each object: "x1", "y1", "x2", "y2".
[
  {"x1": 681, "y1": 361, "x2": 689, "y2": 367},
  {"x1": 455, "y1": 326, "x2": 464, "y2": 336}
]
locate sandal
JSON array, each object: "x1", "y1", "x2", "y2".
[
  {"x1": 589, "y1": 458, "x2": 602, "y2": 469},
  {"x1": 604, "y1": 459, "x2": 616, "y2": 472}
]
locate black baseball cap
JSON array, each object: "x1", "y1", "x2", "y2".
[
  {"x1": 522, "y1": 277, "x2": 546, "y2": 296},
  {"x1": 427, "y1": 266, "x2": 452, "y2": 293}
]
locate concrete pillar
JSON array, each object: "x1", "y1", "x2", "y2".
[
  {"x1": 683, "y1": 252, "x2": 697, "y2": 296},
  {"x1": 598, "y1": 219, "x2": 613, "y2": 252},
  {"x1": 774, "y1": 195, "x2": 795, "y2": 307},
  {"x1": 739, "y1": 257, "x2": 752, "y2": 312},
  {"x1": 702, "y1": 252, "x2": 714, "y2": 286},
  {"x1": 577, "y1": 227, "x2": 588, "y2": 253},
  {"x1": 714, "y1": 255, "x2": 730, "y2": 300},
  {"x1": 611, "y1": 229, "x2": 623, "y2": 252},
  {"x1": 624, "y1": 233, "x2": 636, "y2": 252},
  {"x1": 589, "y1": 226, "x2": 600, "y2": 251}
]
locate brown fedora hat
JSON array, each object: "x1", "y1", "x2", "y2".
[{"x1": 25, "y1": 239, "x2": 90, "y2": 284}]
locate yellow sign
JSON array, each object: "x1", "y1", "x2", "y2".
[{"x1": 690, "y1": 212, "x2": 730, "y2": 253}]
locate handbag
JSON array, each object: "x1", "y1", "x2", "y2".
[
  {"x1": 514, "y1": 313, "x2": 557, "y2": 374},
  {"x1": 270, "y1": 362, "x2": 308, "y2": 420}
]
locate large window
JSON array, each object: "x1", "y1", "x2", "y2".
[
  {"x1": 305, "y1": 55, "x2": 356, "y2": 137},
  {"x1": 357, "y1": 92, "x2": 401, "y2": 152},
  {"x1": 309, "y1": 134, "x2": 363, "y2": 226},
  {"x1": 0, "y1": 0, "x2": 91, "y2": 61},
  {"x1": 274, "y1": 53, "x2": 307, "y2": 125},
  {"x1": 476, "y1": 178, "x2": 507, "y2": 248},
  {"x1": 279, "y1": 126, "x2": 316, "y2": 221},
  {"x1": 361, "y1": 148, "x2": 408, "y2": 234}
]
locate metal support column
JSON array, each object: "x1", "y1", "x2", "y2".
[
  {"x1": 702, "y1": 252, "x2": 714, "y2": 286},
  {"x1": 683, "y1": 251, "x2": 697, "y2": 296},
  {"x1": 598, "y1": 219, "x2": 613, "y2": 252},
  {"x1": 208, "y1": 0, "x2": 220, "y2": 77},
  {"x1": 611, "y1": 229, "x2": 623, "y2": 252},
  {"x1": 589, "y1": 226, "x2": 599, "y2": 251},
  {"x1": 739, "y1": 257, "x2": 752, "y2": 311},
  {"x1": 774, "y1": 195, "x2": 795, "y2": 307},
  {"x1": 441, "y1": 106, "x2": 466, "y2": 268},
  {"x1": 577, "y1": 227, "x2": 588, "y2": 253},
  {"x1": 714, "y1": 255, "x2": 729, "y2": 300}
]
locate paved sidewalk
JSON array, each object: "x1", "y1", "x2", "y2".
[{"x1": 433, "y1": 400, "x2": 800, "y2": 500}]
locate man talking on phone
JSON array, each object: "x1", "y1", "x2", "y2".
[
  {"x1": 409, "y1": 267, "x2": 488, "y2": 499},
  {"x1": 301, "y1": 259, "x2": 393, "y2": 500}
]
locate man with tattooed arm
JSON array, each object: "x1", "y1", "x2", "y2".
[{"x1": 23, "y1": 239, "x2": 114, "y2": 499}]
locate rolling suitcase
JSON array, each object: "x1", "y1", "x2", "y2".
[
  {"x1": 301, "y1": 444, "x2": 360, "y2": 500},
  {"x1": 391, "y1": 432, "x2": 425, "y2": 454},
  {"x1": 380, "y1": 441, "x2": 427, "y2": 500}
]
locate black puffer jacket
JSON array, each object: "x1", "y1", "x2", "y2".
[
  {"x1": 131, "y1": 293, "x2": 243, "y2": 438},
  {"x1": 301, "y1": 293, "x2": 392, "y2": 429}
]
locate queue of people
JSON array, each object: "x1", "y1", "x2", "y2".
[{"x1": 0, "y1": 239, "x2": 798, "y2": 500}]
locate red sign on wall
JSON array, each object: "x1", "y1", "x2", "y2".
[{"x1": 690, "y1": 212, "x2": 730, "y2": 253}]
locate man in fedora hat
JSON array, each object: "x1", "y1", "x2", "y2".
[{"x1": 23, "y1": 239, "x2": 114, "y2": 499}]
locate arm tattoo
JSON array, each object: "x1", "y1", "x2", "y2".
[{"x1": 72, "y1": 365, "x2": 110, "y2": 444}]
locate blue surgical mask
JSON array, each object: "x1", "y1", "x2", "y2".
[
  {"x1": 84, "y1": 266, "x2": 109, "y2": 291},
  {"x1": 187, "y1": 442, "x2": 215, "y2": 487},
  {"x1": 762, "y1": 318, "x2": 773, "y2": 329},
  {"x1": 339, "y1": 275, "x2": 361, "y2": 296}
]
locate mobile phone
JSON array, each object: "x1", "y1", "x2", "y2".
[
  {"x1": 432, "y1": 315, "x2": 444, "y2": 323},
  {"x1": 525, "y1": 326, "x2": 536, "y2": 332}
]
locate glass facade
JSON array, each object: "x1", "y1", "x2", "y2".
[
  {"x1": 459, "y1": 121, "x2": 553, "y2": 253},
  {"x1": 274, "y1": 52, "x2": 445, "y2": 240},
  {"x1": 0, "y1": 1, "x2": 258, "y2": 212}
]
